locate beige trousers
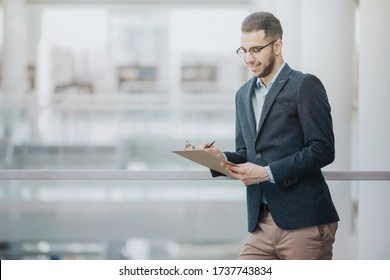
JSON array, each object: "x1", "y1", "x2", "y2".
[{"x1": 238, "y1": 212, "x2": 338, "y2": 260}]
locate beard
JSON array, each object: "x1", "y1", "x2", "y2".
[{"x1": 258, "y1": 51, "x2": 275, "y2": 78}]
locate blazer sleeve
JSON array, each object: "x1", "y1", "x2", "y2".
[{"x1": 268, "y1": 74, "x2": 335, "y2": 188}]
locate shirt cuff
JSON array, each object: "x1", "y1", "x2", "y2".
[{"x1": 266, "y1": 166, "x2": 275, "y2": 184}]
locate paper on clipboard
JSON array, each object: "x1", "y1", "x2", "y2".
[{"x1": 172, "y1": 150, "x2": 238, "y2": 176}]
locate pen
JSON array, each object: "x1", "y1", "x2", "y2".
[{"x1": 205, "y1": 140, "x2": 215, "y2": 148}]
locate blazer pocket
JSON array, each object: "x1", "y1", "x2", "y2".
[{"x1": 270, "y1": 101, "x2": 294, "y2": 111}]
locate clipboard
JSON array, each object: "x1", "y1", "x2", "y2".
[{"x1": 172, "y1": 150, "x2": 238, "y2": 176}]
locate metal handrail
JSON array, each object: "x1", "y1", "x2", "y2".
[{"x1": 0, "y1": 170, "x2": 389, "y2": 180}]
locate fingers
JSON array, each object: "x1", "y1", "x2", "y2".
[
  {"x1": 225, "y1": 163, "x2": 267, "y2": 185},
  {"x1": 223, "y1": 163, "x2": 241, "y2": 176},
  {"x1": 199, "y1": 141, "x2": 215, "y2": 150},
  {"x1": 199, "y1": 142, "x2": 208, "y2": 150},
  {"x1": 200, "y1": 142, "x2": 225, "y2": 160}
]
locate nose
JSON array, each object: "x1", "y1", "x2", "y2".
[{"x1": 244, "y1": 52, "x2": 255, "y2": 63}]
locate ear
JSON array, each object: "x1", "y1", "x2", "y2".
[{"x1": 274, "y1": 39, "x2": 283, "y2": 55}]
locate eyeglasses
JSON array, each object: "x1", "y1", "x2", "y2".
[{"x1": 236, "y1": 40, "x2": 277, "y2": 59}]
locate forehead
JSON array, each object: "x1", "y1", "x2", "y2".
[{"x1": 240, "y1": 30, "x2": 267, "y2": 47}]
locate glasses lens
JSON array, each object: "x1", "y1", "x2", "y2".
[{"x1": 236, "y1": 49, "x2": 246, "y2": 59}]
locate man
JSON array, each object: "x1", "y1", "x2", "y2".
[{"x1": 201, "y1": 11, "x2": 339, "y2": 260}]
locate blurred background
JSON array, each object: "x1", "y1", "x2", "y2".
[{"x1": 0, "y1": 0, "x2": 389, "y2": 260}]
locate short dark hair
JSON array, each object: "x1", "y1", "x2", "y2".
[{"x1": 241, "y1": 11, "x2": 283, "y2": 40}]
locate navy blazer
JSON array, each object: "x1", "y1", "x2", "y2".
[{"x1": 220, "y1": 64, "x2": 339, "y2": 232}]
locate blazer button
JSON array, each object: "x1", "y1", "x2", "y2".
[{"x1": 256, "y1": 153, "x2": 262, "y2": 159}]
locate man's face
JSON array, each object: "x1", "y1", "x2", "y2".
[{"x1": 240, "y1": 30, "x2": 276, "y2": 78}]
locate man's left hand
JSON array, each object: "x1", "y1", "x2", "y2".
[{"x1": 223, "y1": 162, "x2": 269, "y2": 186}]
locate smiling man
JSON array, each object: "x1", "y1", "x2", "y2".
[{"x1": 201, "y1": 11, "x2": 339, "y2": 260}]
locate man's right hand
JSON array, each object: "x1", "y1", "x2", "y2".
[{"x1": 199, "y1": 141, "x2": 225, "y2": 160}]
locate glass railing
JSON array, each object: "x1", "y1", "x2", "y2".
[
  {"x1": 0, "y1": 170, "x2": 389, "y2": 260},
  {"x1": 1, "y1": 170, "x2": 389, "y2": 180}
]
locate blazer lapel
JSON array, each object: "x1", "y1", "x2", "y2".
[
  {"x1": 245, "y1": 78, "x2": 258, "y2": 138},
  {"x1": 256, "y1": 65, "x2": 291, "y2": 138}
]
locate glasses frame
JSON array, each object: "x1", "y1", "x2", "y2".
[{"x1": 236, "y1": 40, "x2": 278, "y2": 59}]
